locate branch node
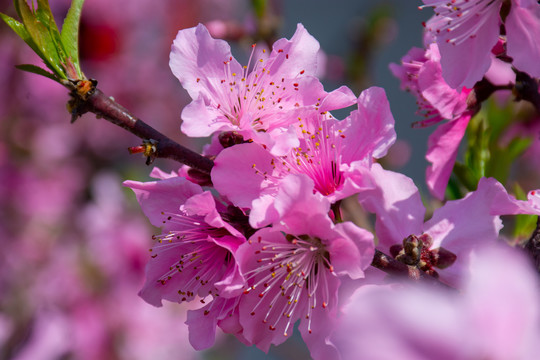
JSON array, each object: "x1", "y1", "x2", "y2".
[
  {"x1": 73, "y1": 78, "x2": 98, "y2": 100},
  {"x1": 62, "y1": 84, "x2": 214, "y2": 172},
  {"x1": 513, "y1": 70, "x2": 540, "y2": 113},
  {"x1": 67, "y1": 79, "x2": 98, "y2": 123}
]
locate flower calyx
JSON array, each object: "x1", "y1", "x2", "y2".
[
  {"x1": 390, "y1": 233, "x2": 457, "y2": 278},
  {"x1": 218, "y1": 131, "x2": 248, "y2": 148}
]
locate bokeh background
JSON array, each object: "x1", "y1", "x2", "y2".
[{"x1": 0, "y1": 1, "x2": 436, "y2": 359}]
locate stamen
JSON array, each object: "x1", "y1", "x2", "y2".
[
  {"x1": 242, "y1": 234, "x2": 333, "y2": 337},
  {"x1": 421, "y1": 0, "x2": 501, "y2": 46},
  {"x1": 149, "y1": 211, "x2": 233, "y2": 303},
  {"x1": 282, "y1": 115, "x2": 344, "y2": 195}
]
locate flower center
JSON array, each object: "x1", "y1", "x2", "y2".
[
  {"x1": 211, "y1": 44, "x2": 306, "y2": 131},
  {"x1": 287, "y1": 116, "x2": 345, "y2": 195},
  {"x1": 150, "y1": 211, "x2": 233, "y2": 303},
  {"x1": 251, "y1": 115, "x2": 345, "y2": 197},
  {"x1": 242, "y1": 233, "x2": 334, "y2": 337}
]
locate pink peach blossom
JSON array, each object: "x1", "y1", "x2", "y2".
[
  {"x1": 359, "y1": 168, "x2": 510, "y2": 287},
  {"x1": 390, "y1": 43, "x2": 472, "y2": 199},
  {"x1": 124, "y1": 176, "x2": 246, "y2": 307},
  {"x1": 170, "y1": 23, "x2": 355, "y2": 154},
  {"x1": 421, "y1": 0, "x2": 540, "y2": 89},
  {"x1": 211, "y1": 87, "x2": 395, "y2": 227},
  {"x1": 235, "y1": 174, "x2": 374, "y2": 359}
]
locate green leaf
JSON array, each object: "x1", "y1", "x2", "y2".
[
  {"x1": 479, "y1": 97, "x2": 532, "y2": 184},
  {"x1": 15, "y1": 64, "x2": 61, "y2": 83},
  {"x1": 61, "y1": 0, "x2": 85, "y2": 78},
  {"x1": 444, "y1": 176, "x2": 465, "y2": 200},
  {"x1": 35, "y1": 0, "x2": 70, "y2": 64},
  {"x1": 14, "y1": 0, "x2": 66, "y2": 78},
  {"x1": 452, "y1": 161, "x2": 479, "y2": 192},
  {"x1": 48, "y1": 21, "x2": 69, "y2": 63},
  {"x1": 0, "y1": 12, "x2": 43, "y2": 58},
  {"x1": 2, "y1": 0, "x2": 87, "y2": 81},
  {"x1": 34, "y1": 0, "x2": 59, "y2": 34},
  {"x1": 483, "y1": 97, "x2": 515, "y2": 142},
  {"x1": 512, "y1": 183, "x2": 538, "y2": 240},
  {"x1": 464, "y1": 115, "x2": 490, "y2": 182},
  {"x1": 487, "y1": 137, "x2": 532, "y2": 183},
  {"x1": 251, "y1": 0, "x2": 267, "y2": 19}
]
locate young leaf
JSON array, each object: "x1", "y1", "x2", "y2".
[
  {"x1": 35, "y1": 0, "x2": 59, "y2": 31},
  {"x1": 14, "y1": 0, "x2": 66, "y2": 78},
  {"x1": 512, "y1": 183, "x2": 538, "y2": 240},
  {"x1": 15, "y1": 64, "x2": 62, "y2": 83},
  {"x1": 36, "y1": 2, "x2": 68, "y2": 63},
  {"x1": 251, "y1": 0, "x2": 267, "y2": 19},
  {"x1": 452, "y1": 161, "x2": 479, "y2": 192},
  {"x1": 48, "y1": 20, "x2": 69, "y2": 65},
  {"x1": 483, "y1": 97, "x2": 515, "y2": 142},
  {"x1": 61, "y1": 0, "x2": 85, "y2": 78},
  {"x1": 465, "y1": 115, "x2": 490, "y2": 181},
  {"x1": 0, "y1": 12, "x2": 43, "y2": 58},
  {"x1": 487, "y1": 137, "x2": 532, "y2": 184},
  {"x1": 445, "y1": 176, "x2": 465, "y2": 200}
]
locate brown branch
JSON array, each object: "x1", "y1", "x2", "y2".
[
  {"x1": 514, "y1": 70, "x2": 540, "y2": 113},
  {"x1": 470, "y1": 72, "x2": 540, "y2": 115},
  {"x1": 371, "y1": 249, "x2": 450, "y2": 288},
  {"x1": 69, "y1": 82, "x2": 214, "y2": 174}
]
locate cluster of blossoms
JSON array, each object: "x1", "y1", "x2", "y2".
[
  {"x1": 0, "y1": 1, "x2": 226, "y2": 358},
  {"x1": 125, "y1": 16, "x2": 540, "y2": 359},
  {"x1": 5, "y1": 0, "x2": 540, "y2": 358},
  {"x1": 388, "y1": 0, "x2": 540, "y2": 200}
]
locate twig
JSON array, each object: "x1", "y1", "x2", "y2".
[
  {"x1": 371, "y1": 249, "x2": 450, "y2": 287},
  {"x1": 69, "y1": 82, "x2": 214, "y2": 174},
  {"x1": 514, "y1": 70, "x2": 540, "y2": 113}
]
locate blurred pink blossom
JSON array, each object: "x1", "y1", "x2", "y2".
[
  {"x1": 390, "y1": 43, "x2": 472, "y2": 199},
  {"x1": 333, "y1": 245, "x2": 540, "y2": 360}
]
